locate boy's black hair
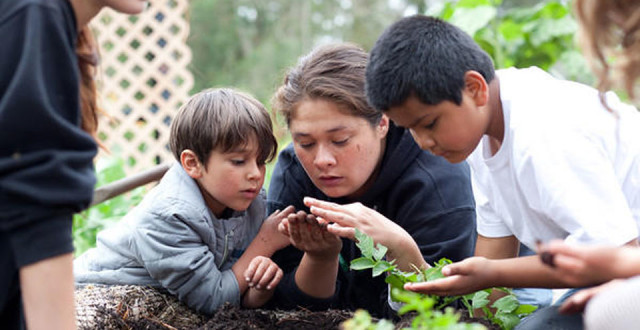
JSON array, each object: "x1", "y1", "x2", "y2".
[{"x1": 366, "y1": 15, "x2": 495, "y2": 111}]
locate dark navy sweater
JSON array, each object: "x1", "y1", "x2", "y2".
[
  {"x1": 267, "y1": 124, "x2": 476, "y2": 317},
  {"x1": 0, "y1": 0, "x2": 97, "y2": 267}
]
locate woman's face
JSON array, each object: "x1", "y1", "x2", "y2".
[{"x1": 289, "y1": 98, "x2": 388, "y2": 199}]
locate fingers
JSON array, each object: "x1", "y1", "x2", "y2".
[
  {"x1": 279, "y1": 205, "x2": 296, "y2": 218},
  {"x1": 309, "y1": 205, "x2": 354, "y2": 227},
  {"x1": 304, "y1": 197, "x2": 341, "y2": 210},
  {"x1": 265, "y1": 268, "x2": 284, "y2": 290},
  {"x1": 255, "y1": 262, "x2": 282, "y2": 290},
  {"x1": 559, "y1": 289, "x2": 593, "y2": 314},
  {"x1": 545, "y1": 240, "x2": 583, "y2": 258},
  {"x1": 245, "y1": 257, "x2": 282, "y2": 290},
  {"x1": 244, "y1": 257, "x2": 259, "y2": 282},
  {"x1": 288, "y1": 212, "x2": 305, "y2": 243},
  {"x1": 403, "y1": 276, "x2": 465, "y2": 296},
  {"x1": 278, "y1": 219, "x2": 290, "y2": 236},
  {"x1": 326, "y1": 223, "x2": 355, "y2": 240}
]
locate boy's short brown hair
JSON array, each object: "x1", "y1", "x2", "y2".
[{"x1": 169, "y1": 88, "x2": 277, "y2": 167}]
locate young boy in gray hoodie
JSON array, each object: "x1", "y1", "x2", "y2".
[{"x1": 74, "y1": 88, "x2": 295, "y2": 314}]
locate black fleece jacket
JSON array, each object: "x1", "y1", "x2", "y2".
[
  {"x1": 0, "y1": 0, "x2": 97, "y2": 267},
  {"x1": 266, "y1": 124, "x2": 476, "y2": 318}
]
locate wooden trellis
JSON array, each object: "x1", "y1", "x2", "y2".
[{"x1": 91, "y1": 0, "x2": 193, "y2": 174}]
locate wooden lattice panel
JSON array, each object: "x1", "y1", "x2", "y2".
[{"x1": 91, "y1": 0, "x2": 193, "y2": 174}]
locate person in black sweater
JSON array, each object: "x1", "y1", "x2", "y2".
[
  {"x1": 266, "y1": 43, "x2": 476, "y2": 317},
  {"x1": 0, "y1": 0, "x2": 145, "y2": 329}
]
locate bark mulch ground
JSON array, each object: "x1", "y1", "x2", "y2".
[{"x1": 75, "y1": 285, "x2": 499, "y2": 330}]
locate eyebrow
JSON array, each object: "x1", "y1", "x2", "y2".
[
  {"x1": 407, "y1": 114, "x2": 430, "y2": 128},
  {"x1": 292, "y1": 125, "x2": 348, "y2": 138}
]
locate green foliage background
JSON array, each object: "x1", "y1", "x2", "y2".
[{"x1": 74, "y1": 0, "x2": 589, "y2": 254}]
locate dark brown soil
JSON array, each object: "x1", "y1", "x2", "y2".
[{"x1": 197, "y1": 304, "x2": 354, "y2": 330}]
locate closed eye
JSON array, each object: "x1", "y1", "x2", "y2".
[
  {"x1": 298, "y1": 142, "x2": 315, "y2": 149},
  {"x1": 231, "y1": 159, "x2": 246, "y2": 165},
  {"x1": 333, "y1": 138, "x2": 348, "y2": 146},
  {"x1": 424, "y1": 119, "x2": 437, "y2": 129}
]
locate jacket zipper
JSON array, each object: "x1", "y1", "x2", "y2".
[{"x1": 219, "y1": 229, "x2": 234, "y2": 267}]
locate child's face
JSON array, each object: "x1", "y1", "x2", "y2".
[
  {"x1": 195, "y1": 138, "x2": 266, "y2": 217},
  {"x1": 386, "y1": 94, "x2": 487, "y2": 164},
  {"x1": 289, "y1": 98, "x2": 388, "y2": 199}
]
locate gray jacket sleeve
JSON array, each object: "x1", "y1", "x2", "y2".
[{"x1": 133, "y1": 210, "x2": 239, "y2": 315}]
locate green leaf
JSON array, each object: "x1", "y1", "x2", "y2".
[
  {"x1": 456, "y1": 0, "x2": 492, "y2": 7},
  {"x1": 492, "y1": 295, "x2": 519, "y2": 313},
  {"x1": 350, "y1": 257, "x2": 375, "y2": 270},
  {"x1": 498, "y1": 20, "x2": 522, "y2": 41},
  {"x1": 514, "y1": 303, "x2": 538, "y2": 316},
  {"x1": 372, "y1": 243, "x2": 388, "y2": 261},
  {"x1": 449, "y1": 6, "x2": 497, "y2": 37},
  {"x1": 372, "y1": 261, "x2": 394, "y2": 277},
  {"x1": 525, "y1": 16, "x2": 577, "y2": 46},
  {"x1": 374, "y1": 319, "x2": 395, "y2": 330},
  {"x1": 471, "y1": 290, "x2": 490, "y2": 309},
  {"x1": 354, "y1": 229, "x2": 374, "y2": 259},
  {"x1": 385, "y1": 273, "x2": 406, "y2": 290},
  {"x1": 495, "y1": 312, "x2": 521, "y2": 330}
]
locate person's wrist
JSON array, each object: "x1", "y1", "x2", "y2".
[
  {"x1": 250, "y1": 231, "x2": 279, "y2": 256},
  {"x1": 483, "y1": 258, "x2": 501, "y2": 288},
  {"x1": 306, "y1": 250, "x2": 340, "y2": 263}
]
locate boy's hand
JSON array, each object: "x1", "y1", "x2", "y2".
[
  {"x1": 259, "y1": 206, "x2": 296, "y2": 252},
  {"x1": 404, "y1": 257, "x2": 493, "y2": 296},
  {"x1": 282, "y1": 210, "x2": 342, "y2": 260},
  {"x1": 244, "y1": 256, "x2": 283, "y2": 291}
]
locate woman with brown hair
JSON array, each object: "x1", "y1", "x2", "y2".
[
  {"x1": 0, "y1": 1, "x2": 145, "y2": 329},
  {"x1": 266, "y1": 43, "x2": 476, "y2": 317}
]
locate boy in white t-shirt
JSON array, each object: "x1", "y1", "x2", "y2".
[{"x1": 365, "y1": 15, "x2": 640, "y2": 329}]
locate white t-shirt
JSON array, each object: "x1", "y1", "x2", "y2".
[{"x1": 469, "y1": 67, "x2": 640, "y2": 251}]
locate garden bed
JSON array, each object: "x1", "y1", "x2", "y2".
[{"x1": 75, "y1": 285, "x2": 498, "y2": 329}]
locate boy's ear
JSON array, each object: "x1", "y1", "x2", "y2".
[
  {"x1": 180, "y1": 149, "x2": 203, "y2": 179},
  {"x1": 463, "y1": 71, "x2": 489, "y2": 107}
]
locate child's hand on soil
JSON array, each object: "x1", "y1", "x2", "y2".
[
  {"x1": 282, "y1": 210, "x2": 342, "y2": 260},
  {"x1": 244, "y1": 256, "x2": 283, "y2": 291}
]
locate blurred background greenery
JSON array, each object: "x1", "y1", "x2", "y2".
[{"x1": 74, "y1": 0, "x2": 591, "y2": 255}]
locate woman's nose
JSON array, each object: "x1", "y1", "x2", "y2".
[{"x1": 313, "y1": 144, "x2": 337, "y2": 168}]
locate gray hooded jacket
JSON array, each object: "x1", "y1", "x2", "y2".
[{"x1": 74, "y1": 162, "x2": 266, "y2": 314}]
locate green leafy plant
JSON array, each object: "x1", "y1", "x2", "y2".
[
  {"x1": 345, "y1": 229, "x2": 536, "y2": 330},
  {"x1": 72, "y1": 157, "x2": 147, "y2": 256},
  {"x1": 431, "y1": 0, "x2": 594, "y2": 85}
]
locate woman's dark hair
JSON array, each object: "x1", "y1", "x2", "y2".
[{"x1": 76, "y1": 26, "x2": 101, "y2": 140}]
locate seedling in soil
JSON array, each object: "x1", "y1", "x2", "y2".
[{"x1": 344, "y1": 229, "x2": 536, "y2": 330}]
